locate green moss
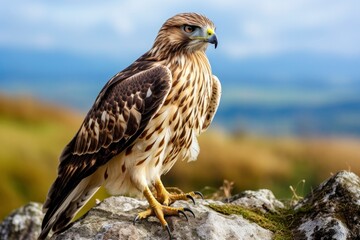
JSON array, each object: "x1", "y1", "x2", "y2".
[{"x1": 208, "y1": 203, "x2": 296, "y2": 240}]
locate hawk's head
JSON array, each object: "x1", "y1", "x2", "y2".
[{"x1": 152, "y1": 13, "x2": 218, "y2": 55}]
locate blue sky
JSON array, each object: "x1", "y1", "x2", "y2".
[
  {"x1": 1, "y1": 0, "x2": 360, "y2": 135},
  {"x1": 1, "y1": 0, "x2": 360, "y2": 107},
  {"x1": 1, "y1": 0, "x2": 359, "y2": 59}
]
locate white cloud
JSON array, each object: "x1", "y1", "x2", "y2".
[
  {"x1": 220, "y1": 0, "x2": 360, "y2": 58},
  {"x1": 0, "y1": 0, "x2": 359, "y2": 58}
]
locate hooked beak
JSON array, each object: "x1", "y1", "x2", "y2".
[
  {"x1": 207, "y1": 33, "x2": 218, "y2": 49},
  {"x1": 190, "y1": 27, "x2": 218, "y2": 49}
]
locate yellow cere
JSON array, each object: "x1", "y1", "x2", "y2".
[{"x1": 207, "y1": 28, "x2": 215, "y2": 36}]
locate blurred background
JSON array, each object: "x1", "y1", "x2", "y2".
[{"x1": 1, "y1": 0, "x2": 360, "y2": 220}]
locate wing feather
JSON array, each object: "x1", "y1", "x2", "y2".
[
  {"x1": 65, "y1": 65, "x2": 171, "y2": 158},
  {"x1": 41, "y1": 65, "x2": 172, "y2": 236},
  {"x1": 202, "y1": 75, "x2": 221, "y2": 132}
]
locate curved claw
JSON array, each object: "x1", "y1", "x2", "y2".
[
  {"x1": 165, "y1": 224, "x2": 172, "y2": 240},
  {"x1": 183, "y1": 207, "x2": 195, "y2": 218},
  {"x1": 194, "y1": 191, "x2": 204, "y2": 199},
  {"x1": 178, "y1": 209, "x2": 189, "y2": 221},
  {"x1": 133, "y1": 215, "x2": 140, "y2": 225},
  {"x1": 186, "y1": 194, "x2": 196, "y2": 205}
]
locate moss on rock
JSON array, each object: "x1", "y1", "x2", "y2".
[{"x1": 208, "y1": 203, "x2": 296, "y2": 240}]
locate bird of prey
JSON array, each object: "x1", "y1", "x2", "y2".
[{"x1": 39, "y1": 12, "x2": 221, "y2": 239}]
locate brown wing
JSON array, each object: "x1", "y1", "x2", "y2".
[{"x1": 41, "y1": 65, "x2": 172, "y2": 236}]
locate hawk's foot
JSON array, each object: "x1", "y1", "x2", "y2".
[
  {"x1": 154, "y1": 179, "x2": 203, "y2": 206},
  {"x1": 133, "y1": 205, "x2": 195, "y2": 224},
  {"x1": 160, "y1": 191, "x2": 204, "y2": 206},
  {"x1": 135, "y1": 187, "x2": 195, "y2": 239}
]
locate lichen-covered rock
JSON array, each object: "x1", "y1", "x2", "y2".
[
  {"x1": 294, "y1": 171, "x2": 360, "y2": 239},
  {"x1": 227, "y1": 189, "x2": 284, "y2": 213},
  {"x1": 1, "y1": 171, "x2": 360, "y2": 239},
  {"x1": 0, "y1": 202, "x2": 43, "y2": 240},
  {"x1": 54, "y1": 196, "x2": 273, "y2": 240}
]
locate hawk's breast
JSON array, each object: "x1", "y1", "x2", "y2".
[
  {"x1": 143, "y1": 52, "x2": 213, "y2": 174},
  {"x1": 104, "y1": 52, "x2": 213, "y2": 194}
]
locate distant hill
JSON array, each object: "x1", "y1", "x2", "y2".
[
  {"x1": 0, "y1": 94, "x2": 82, "y2": 125},
  {"x1": 1, "y1": 94, "x2": 360, "y2": 221},
  {"x1": 0, "y1": 94, "x2": 82, "y2": 219},
  {"x1": 217, "y1": 98, "x2": 360, "y2": 136},
  {"x1": 1, "y1": 48, "x2": 360, "y2": 136}
]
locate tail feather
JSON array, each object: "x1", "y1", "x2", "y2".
[
  {"x1": 53, "y1": 186, "x2": 100, "y2": 233},
  {"x1": 39, "y1": 176, "x2": 100, "y2": 239}
]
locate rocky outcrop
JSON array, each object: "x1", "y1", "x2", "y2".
[
  {"x1": 0, "y1": 202, "x2": 42, "y2": 240},
  {"x1": 226, "y1": 189, "x2": 285, "y2": 213},
  {"x1": 293, "y1": 171, "x2": 360, "y2": 239},
  {"x1": 54, "y1": 197, "x2": 273, "y2": 240},
  {"x1": 1, "y1": 171, "x2": 360, "y2": 240}
]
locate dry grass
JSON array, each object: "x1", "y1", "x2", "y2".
[
  {"x1": 0, "y1": 95, "x2": 82, "y2": 218},
  {"x1": 1, "y1": 94, "x2": 360, "y2": 220},
  {"x1": 167, "y1": 132, "x2": 360, "y2": 199}
]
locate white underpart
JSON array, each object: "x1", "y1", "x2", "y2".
[
  {"x1": 104, "y1": 107, "x2": 171, "y2": 196},
  {"x1": 188, "y1": 132, "x2": 200, "y2": 162}
]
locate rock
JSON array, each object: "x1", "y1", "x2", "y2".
[
  {"x1": 294, "y1": 171, "x2": 360, "y2": 239},
  {"x1": 0, "y1": 202, "x2": 43, "y2": 240},
  {"x1": 226, "y1": 189, "x2": 285, "y2": 213},
  {"x1": 1, "y1": 171, "x2": 360, "y2": 239},
  {"x1": 54, "y1": 197, "x2": 273, "y2": 240}
]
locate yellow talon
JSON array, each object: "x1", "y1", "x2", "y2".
[
  {"x1": 134, "y1": 186, "x2": 197, "y2": 239},
  {"x1": 154, "y1": 179, "x2": 203, "y2": 206}
]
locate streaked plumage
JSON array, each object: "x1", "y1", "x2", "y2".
[{"x1": 40, "y1": 12, "x2": 221, "y2": 239}]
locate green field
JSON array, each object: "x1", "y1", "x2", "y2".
[{"x1": 1, "y1": 94, "x2": 359, "y2": 220}]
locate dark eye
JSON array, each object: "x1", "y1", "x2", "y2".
[{"x1": 183, "y1": 25, "x2": 195, "y2": 33}]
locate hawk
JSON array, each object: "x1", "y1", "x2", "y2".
[{"x1": 39, "y1": 12, "x2": 221, "y2": 239}]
